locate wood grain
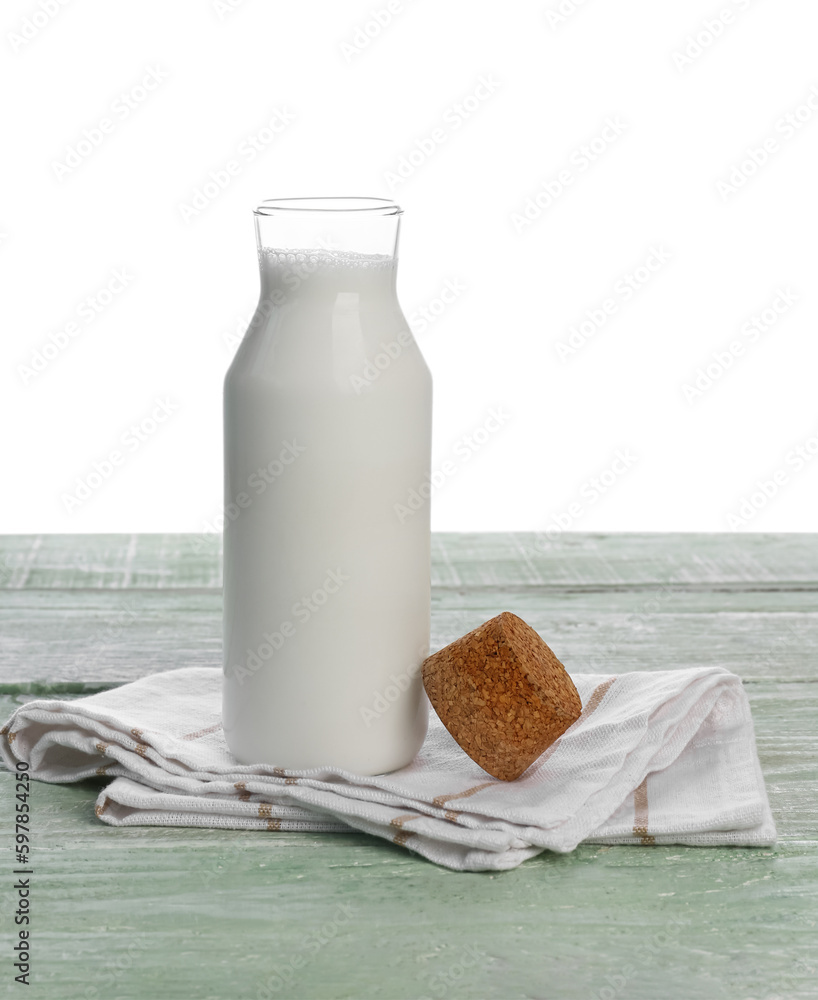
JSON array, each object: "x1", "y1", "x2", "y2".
[
  {"x1": 0, "y1": 533, "x2": 816, "y2": 1000},
  {"x1": 3, "y1": 531, "x2": 818, "y2": 590}
]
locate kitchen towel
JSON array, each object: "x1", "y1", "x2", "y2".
[{"x1": 0, "y1": 666, "x2": 776, "y2": 871}]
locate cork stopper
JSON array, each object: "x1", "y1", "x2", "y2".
[{"x1": 421, "y1": 612, "x2": 582, "y2": 781}]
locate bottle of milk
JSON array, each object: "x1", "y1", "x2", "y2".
[{"x1": 222, "y1": 197, "x2": 432, "y2": 775}]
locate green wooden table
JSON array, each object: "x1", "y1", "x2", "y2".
[{"x1": 1, "y1": 533, "x2": 815, "y2": 1000}]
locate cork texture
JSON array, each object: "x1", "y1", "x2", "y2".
[{"x1": 421, "y1": 612, "x2": 582, "y2": 781}]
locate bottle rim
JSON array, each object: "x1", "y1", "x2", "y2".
[{"x1": 255, "y1": 197, "x2": 402, "y2": 216}]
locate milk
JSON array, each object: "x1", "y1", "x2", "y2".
[{"x1": 223, "y1": 244, "x2": 432, "y2": 774}]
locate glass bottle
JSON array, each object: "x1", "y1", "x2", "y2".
[{"x1": 222, "y1": 197, "x2": 431, "y2": 774}]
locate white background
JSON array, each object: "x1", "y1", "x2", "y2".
[{"x1": 2, "y1": 0, "x2": 817, "y2": 535}]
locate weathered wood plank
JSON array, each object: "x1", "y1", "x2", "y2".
[
  {"x1": 1, "y1": 588, "x2": 815, "y2": 688},
  {"x1": 3, "y1": 532, "x2": 818, "y2": 590},
  {"x1": 437, "y1": 532, "x2": 818, "y2": 589},
  {"x1": 0, "y1": 534, "x2": 222, "y2": 591}
]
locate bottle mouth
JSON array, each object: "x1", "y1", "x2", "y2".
[{"x1": 254, "y1": 196, "x2": 402, "y2": 216}]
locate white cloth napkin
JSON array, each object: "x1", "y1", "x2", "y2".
[{"x1": 0, "y1": 666, "x2": 775, "y2": 871}]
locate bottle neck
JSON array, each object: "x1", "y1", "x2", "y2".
[
  {"x1": 257, "y1": 247, "x2": 397, "y2": 307},
  {"x1": 253, "y1": 198, "x2": 402, "y2": 305}
]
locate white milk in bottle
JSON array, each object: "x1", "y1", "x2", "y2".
[{"x1": 222, "y1": 197, "x2": 431, "y2": 774}]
